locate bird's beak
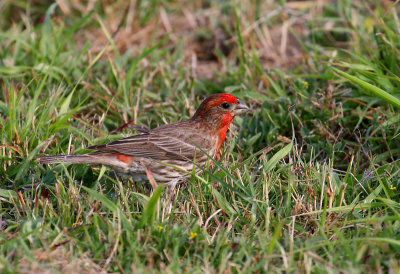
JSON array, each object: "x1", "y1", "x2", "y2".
[{"x1": 233, "y1": 99, "x2": 250, "y2": 115}]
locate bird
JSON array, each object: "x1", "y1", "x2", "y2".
[{"x1": 37, "y1": 93, "x2": 250, "y2": 187}]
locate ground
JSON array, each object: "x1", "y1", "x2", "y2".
[{"x1": 0, "y1": 0, "x2": 400, "y2": 273}]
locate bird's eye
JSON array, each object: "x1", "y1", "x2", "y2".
[{"x1": 221, "y1": 102, "x2": 230, "y2": 109}]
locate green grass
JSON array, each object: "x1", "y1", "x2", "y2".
[{"x1": 1, "y1": 0, "x2": 400, "y2": 272}]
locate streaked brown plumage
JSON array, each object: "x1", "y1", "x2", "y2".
[{"x1": 37, "y1": 93, "x2": 250, "y2": 186}]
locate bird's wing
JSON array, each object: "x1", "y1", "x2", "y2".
[{"x1": 88, "y1": 131, "x2": 207, "y2": 161}]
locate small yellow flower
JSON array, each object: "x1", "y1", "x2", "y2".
[
  {"x1": 390, "y1": 185, "x2": 397, "y2": 191},
  {"x1": 302, "y1": 81, "x2": 309, "y2": 88},
  {"x1": 157, "y1": 225, "x2": 163, "y2": 231},
  {"x1": 189, "y1": 231, "x2": 197, "y2": 240}
]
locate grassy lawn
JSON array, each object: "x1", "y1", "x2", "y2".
[{"x1": 1, "y1": 0, "x2": 400, "y2": 272}]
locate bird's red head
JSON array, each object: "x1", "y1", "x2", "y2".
[
  {"x1": 192, "y1": 93, "x2": 248, "y2": 122},
  {"x1": 200, "y1": 93, "x2": 239, "y2": 109},
  {"x1": 192, "y1": 93, "x2": 250, "y2": 153}
]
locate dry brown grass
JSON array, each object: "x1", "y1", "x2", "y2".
[
  {"x1": 16, "y1": 247, "x2": 106, "y2": 274},
  {"x1": 56, "y1": 0, "x2": 317, "y2": 80}
]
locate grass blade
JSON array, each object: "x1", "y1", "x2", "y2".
[{"x1": 333, "y1": 67, "x2": 400, "y2": 108}]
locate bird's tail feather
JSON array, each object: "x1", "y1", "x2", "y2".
[{"x1": 37, "y1": 153, "x2": 101, "y2": 164}]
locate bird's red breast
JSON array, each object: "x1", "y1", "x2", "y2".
[{"x1": 217, "y1": 112, "x2": 234, "y2": 153}]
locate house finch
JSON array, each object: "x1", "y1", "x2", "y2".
[{"x1": 37, "y1": 93, "x2": 250, "y2": 186}]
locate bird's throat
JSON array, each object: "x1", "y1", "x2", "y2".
[{"x1": 217, "y1": 113, "x2": 234, "y2": 153}]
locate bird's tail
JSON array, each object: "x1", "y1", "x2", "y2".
[{"x1": 36, "y1": 153, "x2": 101, "y2": 165}]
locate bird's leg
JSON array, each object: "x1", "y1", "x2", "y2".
[
  {"x1": 166, "y1": 179, "x2": 180, "y2": 206},
  {"x1": 168, "y1": 185, "x2": 176, "y2": 207},
  {"x1": 128, "y1": 177, "x2": 143, "y2": 194}
]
